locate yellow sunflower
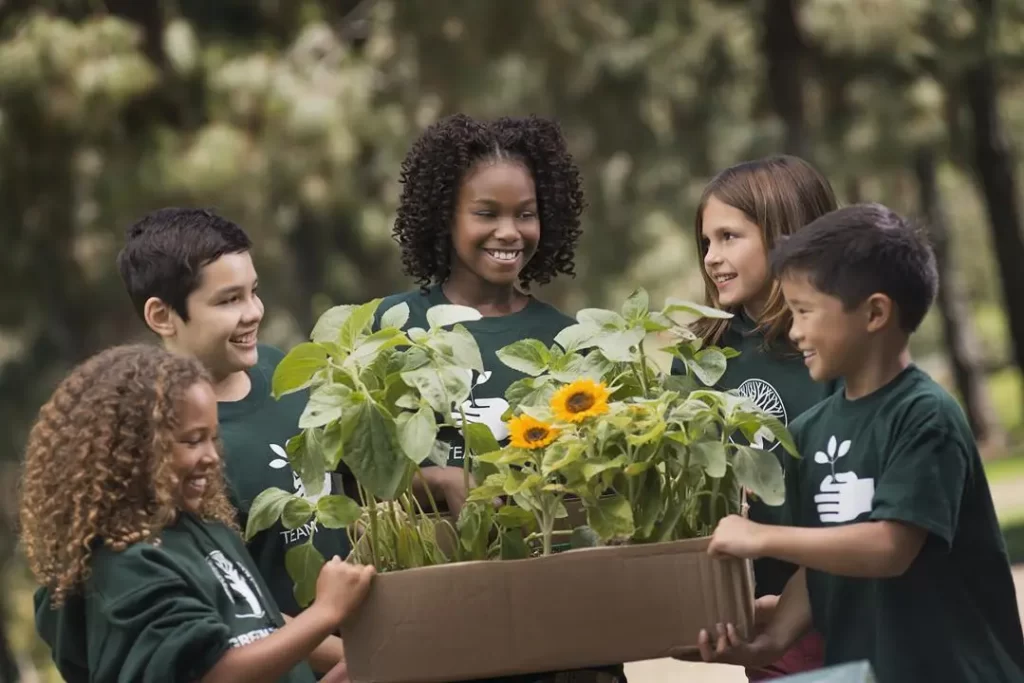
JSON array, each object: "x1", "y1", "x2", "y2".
[
  {"x1": 508, "y1": 414, "x2": 560, "y2": 450},
  {"x1": 550, "y1": 379, "x2": 611, "y2": 423}
]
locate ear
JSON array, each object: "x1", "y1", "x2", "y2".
[
  {"x1": 864, "y1": 293, "x2": 894, "y2": 333},
  {"x1": 143, "y1": 297, "x2": 180, "y2": 340}
]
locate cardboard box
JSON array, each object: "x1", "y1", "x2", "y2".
[{"x1": 340, "y1": 537, "x2": 754, "y2": 683}]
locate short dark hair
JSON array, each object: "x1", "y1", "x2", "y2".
[
  {"x1": 770, "y1": 203, "x2": 938, "y2": 333},
  {"x1": 392, "y1": 113, "x2": 585, "y2": 289},
  {"x1": 117, "y1": 208, "x2": 252, "y2": 322}
]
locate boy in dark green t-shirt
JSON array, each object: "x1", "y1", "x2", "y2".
[
  {"x1": 696, "y1": 204, "x2": 1024, "y2": 682},
  {"x1": 117, "y1": 208, "x2": 351, "y2": 676}
]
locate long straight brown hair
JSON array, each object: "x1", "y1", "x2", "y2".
[{"x1": 693, "y1": 155, "x2": 838, "y2": 346}]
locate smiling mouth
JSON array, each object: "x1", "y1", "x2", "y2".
[
  {"x1": 802, "y1": 350, "x2": 817, "y2": 364},
  {"x1": 712, "y1": 273, "x2": 737, "y2": 285},
  {"x1": 230, "y1": 330, "x2": 257, "y2": 346},
  {"x1": 484, "y1": 249, "x2": 522, "y2": 263},
  {"x1": 185, "y1": 475, "x2": 208, "y2": 494}
]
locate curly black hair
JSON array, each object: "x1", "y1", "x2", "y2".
[{"x1": 393, "y1": 113, "x2": 585, "y2": 289}]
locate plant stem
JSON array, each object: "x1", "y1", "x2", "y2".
[
  {"x1": 637, "y1": 341, "x2": 651, "y2": 398},
  {"x1": 365, "y1": 488, "x2": 380, "y2": 569},
  {"x1": 458, "y1": 404, "x2": 472, "y2": 493},
  {"x1": 414, "y1": 467, "x2": 444, "y2": 520}
]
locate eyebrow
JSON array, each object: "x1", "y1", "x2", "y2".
[
  {"x1": 212, "y1": 280, "x2": 257, "y2": 298},
  {"x1": 470, "y1": 197, "x2": 537, "y2": 206}
]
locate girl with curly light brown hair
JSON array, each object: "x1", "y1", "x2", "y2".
[{"x1": 21, "y1": 344, "x2": 374, "y2": 683}]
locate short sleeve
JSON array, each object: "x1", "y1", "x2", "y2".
[
  {"x1": 784, "y1": 418, "x2": 808, "y2": 527},
  {"x1": 869, "y1": 415, "x2": 968, "y2": 548},
  {"x1": 90, "y1": 545, "x2": 232, "y2": 683}
]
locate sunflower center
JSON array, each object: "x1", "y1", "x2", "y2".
[
  {"x1": 525, "y1": 427, "x2": 550, "y2": 442},
  {"x1": 566, "y1": 392, "x2": 595, "y2": 413}
]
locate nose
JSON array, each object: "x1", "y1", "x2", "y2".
[
  {"x1": 201, "y1": 439, "x2": 221, "y2": 467},
  {"x1": 703, "y1": 244, "x2": 722, "y2": 270},
  {"x1": 242, "y1": 293, "x2": 264, "y2": 325},
  {"x1": 788, "y1": 319, "x2": 802, "y2": 345},
  {"x1": 493, "y1": 216, "x2": 519, "y2": 242}
]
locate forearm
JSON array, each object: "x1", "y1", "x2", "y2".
[
  {"x1": 282, "y1": 614, "x2": 345, "y2": 673},
  {"x1": 759, "y1": 568, "x2": 813, "y2": 659},
  {"x1": 760, "y1": 520, "x2": 924, "y2": 578},
  {"x1": 201, "y1": 606, "x2": 337, "y2": 683}
]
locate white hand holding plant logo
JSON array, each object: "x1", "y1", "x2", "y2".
[
  {"x1": 813, "y1": 435, "x2": 875, "y2": 523},
  {"x1": 205, "y1": 550, "x2": 265, "y2": 619},
  {"x1": 269, "y1": 444, "x2": 332, "y2": 504},
  {"x1": 452, "y1": 370, "x2": 510, "y2": 441}
]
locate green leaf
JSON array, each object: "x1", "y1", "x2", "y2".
[
  {"x1": 555, "y1": 323, "x2": 600, "y2": 353},
  {"x1": 476, "y1": 448, "x2": 531, "y2": 466},
  {"x1": 586, "y1": 494, "x2": 635, "y2": 541},
  {"x1": 401, "y1": 366, "x2": 471, "y2": 416},
  {"x1": 426, "y1": 304, "x2": 482, "y2": 330},
  {"x1": 688, "y1": 441, "x2": 728, "y2": 478},
  {"x1": 687, "y1": 348, "x2": 728, "y2": 386},
  {"x1": 244, "y1": 487, "x2": 292, "y2": 540},
  {"x1": 426, "y1": 440, "x2": 450, "y2": 467},
  {"x1": 663, "y1": 298, "x2": 733, "y2": 321},
  {"x1": 577, "y1": 308, "x2": 627, "y2": 329},
  {"x1": 282, "y1": 496, "x2": 315, "y2": 530},
  {"x1": 496, "y1": 339, "x2": 550, "y2": 376},
  {"x1": 593, "y1": 326, "x2": 645, "y2": 363},
  {"x1": 733, "y1": 445, "x2": 786, "y2": 506},
  {"x1": 338, "y1": 299, "x2": 380, "y2": 351},
  {"x1": 634, "y1": 471, "x2": 664, "y2": 539},
  {"x1": 464, "y1": 422, "x2": 501, "y2": 457},
  {"x1": 396, "y1": 404, "x2": 437, "y2": 464},
  {"x1": 311, "y1": 305, "x2": 358, "y2": 343},
  {"x1": 315, "y1": 422, "x2": 344, "y2": 471},
  {"x1": 551, "y1": 351, "x2": 614, "y2": 383},
  {"x1": 438, "y1": 325, "x2": 485, "y2": 373},
  {"x1": 495, "y1": 505, "x2": 536, "y2": 529},
  {"x1": 380, "y1": 301, "x2": 410, "y2": 330},
  {"x1": 720, "y1": 346, "x2": 741, "y2": 359},
  {"x1": 570, "y1": 525, "x2": 601, "y2": 549},
  {"x1": 285, "y1": 540, "x2": 325, "y2": 608},
  {"x1": 289, "y1": 430, "x2": 327, "y2": 498},
  {"x1": 340, "y1": 396, "x2": 407, "y2": 499},
  {"x1": 347, "y1": 328, "x2": 409, "y2": 368},
  {"x1": 622, "y1": 288, "x2": 650, "y2": 322},
  {"x1": 505, "y1": 376, "x2": 556, "y2": 410},
  {"x1": 316, "y1": 494, "x2": 363, "y2": 529},
  {"x1": 272, "y1": 343, "x2": 327, "y2": 398},
  {"x1": 757, "y1": 413, "x2": 798, "y2": 457},
  {"x1": 582, "y1": 454, "x2": 628, "y2": 481},
  {"x1": 541, "y1": 442, "x2": 584, "y2": 476},
  {"x1": 298, "y1": 384, "x2": 350, "y2": 429},
  {"x1": 499, "y1": 529, "x2": 531, "y2": 559}
]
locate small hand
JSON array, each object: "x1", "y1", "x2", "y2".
[
  {"x1": 315, "y1": 556, "x2": 376, "y2": 626},
  {"x1": 697, "y1": 623, "x2": 776, "y2": 668},
  {"x1": 707, "y1": 514, "x2": 767, "y2": 560},
  {"x1": 753, "y1": 594, "x2": 779, "y2": 627}
]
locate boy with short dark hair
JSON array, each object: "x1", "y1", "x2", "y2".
[
  {"x1": 117, "y1": 207, "x2": 350, "y2": 676},
  {"x1": 698, "y1": 204, "x2": 1024, "y2": 682}
]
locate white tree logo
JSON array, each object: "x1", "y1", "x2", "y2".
[
  {"x1": 205, "y1": 550, "x2": 265, "y2": 619},
  {"x1": 269, "y1": 444, "x2": 332, "y2": 504},
  {"x1": 734, "y1": 378, "x2": 787, "y2": 450}
]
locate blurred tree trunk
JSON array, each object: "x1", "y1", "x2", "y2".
[
  {"x1": 915, "y1": 149, "x2": 1003, "y2": 449},
  {"x1": 763, "y1": 0, "x2": 809, "y2": 158},
  {"x1": 965, "y1": 0, "x2": 1024, "y2": 419}
]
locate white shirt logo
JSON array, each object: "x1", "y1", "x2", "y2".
[
  {"x1": 452, "y1": 370, "x2": 510, "y2": 442},
  {"x1": 269, "y1": 443, "x2": 332, "y2": 504},
  {"x1": 734, "y1": 378, "x2": 787, "y2": 451},
  {"x1": 205, "y1": 550, "x2": 266, "y2": 619},
  {"x1": 813, "y1": 435, "x2": 874, "y2": 523}
]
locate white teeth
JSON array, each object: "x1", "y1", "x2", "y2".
[
  {"x1": 231, "y1": 332, "x2": 256, "y2": 344},
  {"x1": 713, "y1": 274, "x2": 736, "y2": 283},
  {"x1": 487, "y1": 250, "x2": 520, "y2": 262}
]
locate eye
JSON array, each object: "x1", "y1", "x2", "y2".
[
  {"x1": 518, "y1": 210, "x2": 537, "y2": 220},
  {"x1": 722, "y1": 231, "x2": 737, "y2": 241},
  {"x1": 474, "y1": 210, "x2": 496, "y2": 218}
]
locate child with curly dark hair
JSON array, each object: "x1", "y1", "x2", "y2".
[
  {"x1": 22, "y1": 344, "x2": 374, "y2": 683},
  {"x1": 379, "y1": 113, "x2": 584, "y2": 515},
  {"x1": 378, "y1": 114, "x2": 624, "y2": 683}
]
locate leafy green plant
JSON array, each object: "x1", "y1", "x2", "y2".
[
  {"x1": 243, "y1": 298, "x2": 489, "y2": 605},
  {"x1": 466, "y1": 288, "x2": 797, "y2": 555}
]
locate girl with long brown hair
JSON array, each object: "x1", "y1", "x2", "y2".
[{"x1": 684, "y1": 155, "x2": 839, "y2": 679}]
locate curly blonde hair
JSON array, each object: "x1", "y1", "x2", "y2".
[{"x1": 19, "y1": 344, "x2": 239, "y2": 607}]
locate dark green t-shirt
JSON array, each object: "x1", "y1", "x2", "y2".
[
  {"x1": 34, "y1": 514, "x2": 317, "y2": 683},
  {"x1": 219, "y1": 344, "x2": 351, "y2": 617},
  {"x1": 675, "y1": 313, "x2": 838, "y2": 597},
  {"x1": 377, "y1": 286, "x2": 574, "y2": 465},
  {"x1": 788, "y1": 366, "x2": 1024, "y2": 682}
]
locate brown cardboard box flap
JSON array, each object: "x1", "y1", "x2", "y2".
[{"x1": 340, "y1": 537, "x2": 754, "y2": 683}]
